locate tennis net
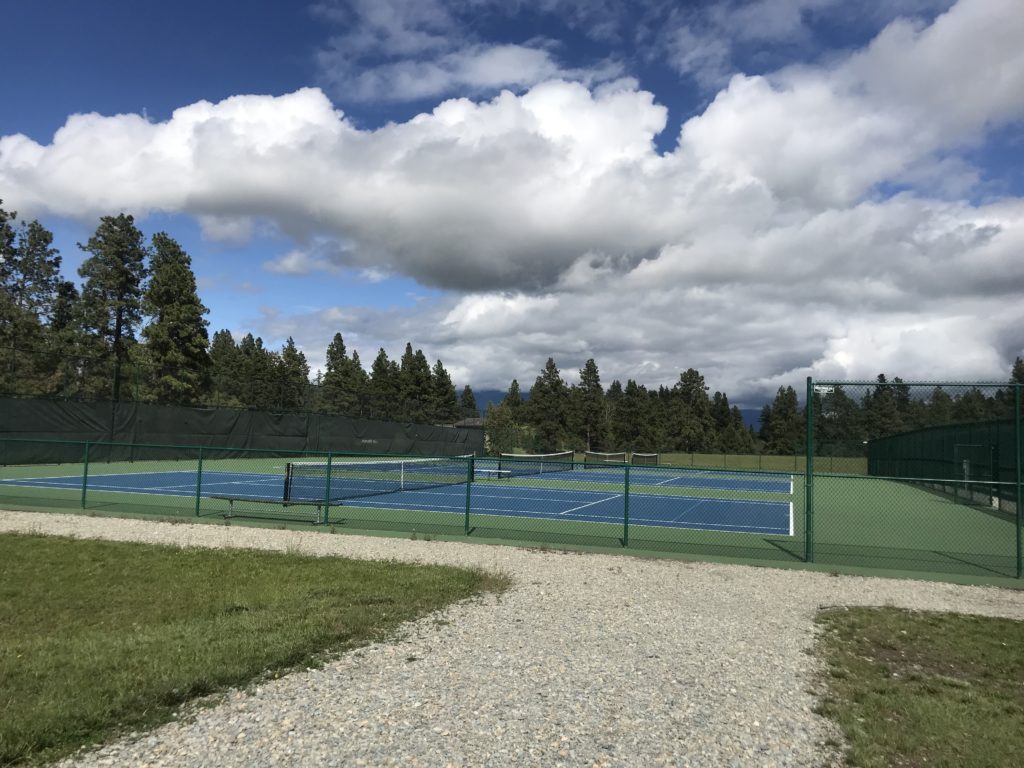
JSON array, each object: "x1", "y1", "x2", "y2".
[
  {"x1": 283, "y1": 455, "x2": 473, "y2": 503},
  {"x1": 497, "y1": 451, "x2": 574, "y2": 477},
  {"x1": 631, "y1": 452, "x2": 660, "y2": 465},
  {"x1": 583, "y1": 451, "x2": 627, "y2": 467}
]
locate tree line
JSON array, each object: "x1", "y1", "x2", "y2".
[
  {"x1": 0, "y1": 204, "x2": 479, "y2": 421},
  {"x1": 487, "y1": 363, "x2": 1024, "y2": 456},
  {"x1": 5, "y1": 202, "x2": 1022, "y2": 454}
]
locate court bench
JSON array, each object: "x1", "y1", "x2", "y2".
[{"x1": 209, "y1": 494, "x2": 331, "y2": 523}]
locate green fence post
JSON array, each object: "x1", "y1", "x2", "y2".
[
  {"x1": 81, "y1": 441, "x2": 90, "y2": 509},
  {"x1": 464, "y1": 456, "x2": 473, "y2": 535},
  {"x1": 804, "y1": 377, "x2": 815, "y2": 563},
  {"x1": 322, "y1": 453, "x2": 333, "y2": 526},
  {"x1": 623, "y1": 463, "x2": 630, "y2": 547},
  {"x1": 1016, "y1": 385, "x2": 1022, "y2": 579},
  {"x1": 194, "y1": 447, "x2": 204, "y2": 517}
]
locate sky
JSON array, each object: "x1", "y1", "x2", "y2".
[{"x1": 2, "y1": 0, "x2": 1023, "y2": 405}]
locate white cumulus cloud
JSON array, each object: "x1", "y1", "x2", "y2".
[{"x1": 2, "y1": 0, "x2": 1023, "y2": 399}]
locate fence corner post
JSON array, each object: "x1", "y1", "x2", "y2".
[
  {"x1": 194, "y1": 447, "x2": 204, "y2": 518},
  {"x1": 1015, "y1": 384, "x2": 1022, "y2": 579},
  {"x1": 81, "y1": 441, "x2": 91, "y2": 509},
  {"x1": 322, "y1": 453, "x2": 333, "y2": 526},
  {"x1": 464, "y1": 455, "x2": 473, "y2": 535},
  {"x1": 805, "y1": 377, "x2": 815, "y2": 563},
  {"x1": 623, "y1": 462, "x2": 630, "y2": 547}
]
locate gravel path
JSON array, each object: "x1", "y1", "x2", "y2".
[{"x1": 4, "y1": 511, "x2": 1024, "y2": 767}]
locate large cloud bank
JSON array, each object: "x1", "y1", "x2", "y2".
[{"x1": 2, "y1": 0, "x2": 1023, "y2": 397}]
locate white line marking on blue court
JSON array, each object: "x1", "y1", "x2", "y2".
[{"x1": 560, "y1": 494, "x2": 622, "y2": 515}]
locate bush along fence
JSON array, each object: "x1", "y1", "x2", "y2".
[{"x1": 0, "y1": 378, "x2": 1021, "y2": 580}]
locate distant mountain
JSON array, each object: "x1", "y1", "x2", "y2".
[
  {"x1": 739, "y1": 408, "x2": 763, "y2": 431},
  {"x1": 473, "y1": 389, "x2": 512, "y2": 416}
]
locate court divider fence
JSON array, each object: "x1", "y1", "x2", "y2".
[{"x1": 1, "y1": 377, "x2": 1022, "y2": 582}]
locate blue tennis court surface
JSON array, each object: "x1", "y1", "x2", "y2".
[{"x1": 1, "y1": 467, "x2": 794, "y2": 536}]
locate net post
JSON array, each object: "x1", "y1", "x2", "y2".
[
  {"x1": 194, "y1": 447, "x2": 204, "y2": 517},
  {"x1": 464, "y1": 455, "x2": 473, "y2": 536},
  {"x1": 1015, "y1": 384, "x2": 1022, "y2": 579},
  {"x1": 322, "y1": 453, "x2": 333, "y2": 526},
  {"x1": 81, "y1": 441, "x2": 90, "y2": 509},
  {"x1": 804, "y1": 377, "x2": 815, "y2": 563},
  {"x1": 623, "y1": 462, "x2": 630, "y2": 547}
]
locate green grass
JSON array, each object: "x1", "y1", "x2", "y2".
[
  {"x1": 815, "y1": 606, "x2": 1024, "y2": 767},
  {"x1": 0, "y1": 533, "x2": 509, "y2": 767}
]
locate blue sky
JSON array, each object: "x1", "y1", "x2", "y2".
[{"x1": 2, "y1": 0, "x2": 1023, "y2": 403}]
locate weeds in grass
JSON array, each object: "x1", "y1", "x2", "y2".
[
  {"x1": 0, "y1": 532, "x2": 509, "y2": 766},
  {"x1": 815, "y1": 606, "x2": 1024, "y2": 768}
]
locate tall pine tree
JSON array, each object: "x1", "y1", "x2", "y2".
[
  {"x1": 141, "y1": 232, "x2": 210, "y2": 404},
  {"x1": 429, "y1": 360, "x2": 460, "y2": 423},
  {"x1": 369, "y1": 348, "x2": 400, "y2": 420},
  {"x1": 527, "y1": 358, "x2": 568, "y2": 451},
  {"x1": 459, "y1": 385, "x2": 479, "y2": 420},
  {"x1": 77, "y1": 214, "x2": 149, "y2": 401},
  {"x1": 278, "y1": 337, "x2": 310, "y2": 410}
]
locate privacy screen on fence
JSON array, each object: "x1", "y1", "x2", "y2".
[
  {"x1": 0, "y1": 397, "x2": 483, "y2": 462},
  {"x1": 867, "y1": 419, "x2": 1018, "y2": 503}
]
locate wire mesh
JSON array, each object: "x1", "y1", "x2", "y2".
[
  {"x1": 808, "y1": 379, "x2": 1022, "y2": 578},
  {"x1": 2, "y1": 377, "x2": 1020, "y2": 583}
]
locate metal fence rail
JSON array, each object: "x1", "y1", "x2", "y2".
[{"x1": 1, "y1": 378, "x2": 1021, "y2": 582}]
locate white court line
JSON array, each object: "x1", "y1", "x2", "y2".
[
  {"x1": 654, "y1": 476, "x2": 686, "y2": 486},
  {"x1": 559, "y1": 494, "x2": 622, "y2": 515}
]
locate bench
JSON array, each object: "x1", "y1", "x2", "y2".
[{"x1": 209, "y1": 495, "x2": 332, "y2": 523}]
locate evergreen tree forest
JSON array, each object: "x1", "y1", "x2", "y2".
[
  {"x1": 3, "y1": 203, "x2": 1022, "y2": 454},
  {"x1": 0, "y1": 204, "x2": 460, "y2": 422}
]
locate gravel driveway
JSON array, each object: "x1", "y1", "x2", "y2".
[{"x1": 3, "y1": 510, "x2": 1023, "y2": 767}]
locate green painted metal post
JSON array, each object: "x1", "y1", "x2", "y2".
[
  {"x1": 804, "y1": 377, "x2": 815, "y2": 563},
  {"x1": 194, "y1": 447, "x2": 204, "y2": 517},
  {"x1": 322, "y1": 453, "x2": 333, "y2": 526},
  {"x1": 81, "y1": 441, "x2": 90, "y2": 509},
  {"x1": 623, "y1": 463, "x2": 630, "y2": 547},
  {"x1": 1016, "y1": 385, "x2": 1022, "y2": 579},
  {"x1": 464, "y1": 456, "x2": 473, "y2": 535}
]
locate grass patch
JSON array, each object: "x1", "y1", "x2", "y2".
[
  {"x1": 0, "y1": 532, "x2": 509, "y2": 766},
  {"x1": 815, "y1": 606, "x2": 1024, "y2": 767}
]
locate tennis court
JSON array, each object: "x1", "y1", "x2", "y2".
[{"x1": 0, "y1": 461, "x2": 794, "y2": 537}]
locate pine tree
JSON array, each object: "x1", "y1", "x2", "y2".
[
  {"x1": 459, "y1": 385, "x2": 479, "y2": 420},
  {"x1": 77, "y1": 214, "x2": 149, "y2": 401},
  {"x1": 347, "y1": 350, "x2": 370, "y2": 417},
  {"x1": 668, "y1": 368, "x2": 715, "y2": 452},
  {"x1": 527, "y1": 358, "x2": 568, "y2": 451},
  {"x1": 322, "y1": 333, "x2": 356, "y2": 415},
  {"x1": 369, "y1": 348, "x2": 400, "y2": 420},
  {"x1": 503, "y1": 379, "x2": 524, "y2": 417},
  {"x1": 278, "y1": 337, "x2": 310, "y2": 410},
  {"x1": 570, "y1": 358, "x2": 607, "y2": 450},
  {"x1": 397, "y1": 343, "x2": 433, "y2": 422},
  {"x1": 861, "y1": 374, "x2": 902, "y2": 439},
  {"x1": 141, "y1": 233, "x2": 210, "y2": 404},
  {"x1": 5, "y1": 218, "x2": 62, "y2": 318},
  {"x1": 208, "y1": 329, "x2": 243, "y2": 406},
  {"x1": 0, "y1": 207, "x2": 61, "y2": 395},
  {"x1": 45, "y1": 280, "x2": 83, "y2": 397},
  {"x1": 764, "y1": 385, "x2": 803, "y2": 453},
  {"x1": 238, "y1": 333, "x2": 278, "y2": 409},
  {"x1": 430, "y1": 360, "x2": 460, "y2": 423},
  {"x1": 484, "y1": 402, "x2": 521, "y2": 455}
]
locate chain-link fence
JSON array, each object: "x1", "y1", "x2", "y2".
[
  {"x1": 0, "y1": 441, "x2": 800, "y2": 563},
  {"x1": 2, "y1": 378, "x2": 1020, "y2": 581},
  {"x1": 807, "y1": 379, "x2": 1022, "y2": 578}
]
